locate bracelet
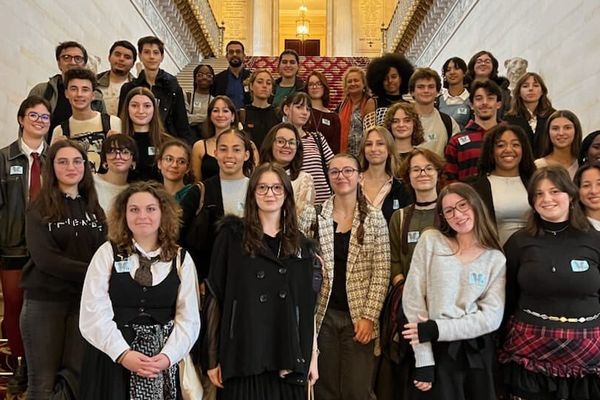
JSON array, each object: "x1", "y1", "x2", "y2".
[{"x1": 117, "y1": 349, "x2": 131, "y2": 364}]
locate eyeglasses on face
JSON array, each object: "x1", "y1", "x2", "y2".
[
  {"x1": 106, "y1": 148, "x2": 133, "y2": 160},
  {"x1": 328, "y1": 167, "x2": 358, "y2": 179},
  {"x1": 196, "y1": 72, "x2": 214, "y2": 78},
  {"x1": 60, "y1": 54, "x2": 85, "y2": 64},
  {"x1": 409, "y1": 165, "x2": 436, "y2": 176},
  {"x1": 274, "y1": 137, "x2": 298, "y2": 148},
  {"x1": 26, "y1": 112, "x2": 51, "y2": 123},
  {"x1": 161, "y1": 155, "x2": 189, "y2": 166},
  {"x1": 441, "y1": 199, "x2": 471, "y2": 219},
  {"x1": 475, "y1": 58, "x2": 492, "y2": 65},
  {"x1": 307, "y1": 82, "x2": 323, "y2": 88},
  {"x1": 256, "y1": 183, "x2": 284, "y2": 196}
]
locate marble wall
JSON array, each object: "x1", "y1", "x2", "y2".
[
  {"x1": 424, "y1": 0, "x2": 600, "y2": 136},
  {"x1": 0, "y1": 0, "x2": 185, "y2": 147}
]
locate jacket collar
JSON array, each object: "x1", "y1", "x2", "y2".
[{"x1": 8, "y1": 140, "x2": 47, "y2": 161}]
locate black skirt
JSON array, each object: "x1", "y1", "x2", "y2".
[{"x1": 219, "y1": 372, "x2": 305, "y2": 400}]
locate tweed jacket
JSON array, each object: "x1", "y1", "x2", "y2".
[{"x1": 299, "y1": 196, "x2": 390, "y2": 347}]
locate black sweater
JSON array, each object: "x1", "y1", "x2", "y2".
[
  {"x1": 21, "y1": 196, "x2": 106, "y2": 301},
  {"x1": 504, "y1": 221, "x2": 600, "y2": 330}
]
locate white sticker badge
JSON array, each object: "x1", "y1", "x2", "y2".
[{"x1": 10, "y1": 165, "x2": 23, "y2": 175}]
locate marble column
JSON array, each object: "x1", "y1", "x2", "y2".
[
  {"x1": 253, "y1": 0, "x2": 274, "y2": 55},
  {"x1": 331, "y1": 0, "x2": 353, "y2": 56}
]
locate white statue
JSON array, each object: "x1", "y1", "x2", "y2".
[{"x1": 504, "y1": 57, "x2": 528, "y2": 90}]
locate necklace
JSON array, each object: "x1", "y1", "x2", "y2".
[
  {"x1": 543, "y1": 225, "x2": 568, "y2": 236},
  {"x1": 415, "y1": 199, "x2": 437, "y2": 207}
]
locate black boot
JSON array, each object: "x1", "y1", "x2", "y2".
[{"x1": 6, "y1": 356, "x2": 26, "y2": 396}]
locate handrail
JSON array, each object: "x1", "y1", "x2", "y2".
[{"x1": 189, "y1": 0, "x2": 222, "y2": 56}]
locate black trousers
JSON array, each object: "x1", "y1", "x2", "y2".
[{"x1": 413, "y1": 334, "x2": 497, "y2": 400}]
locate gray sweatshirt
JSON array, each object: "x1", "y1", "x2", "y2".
[{"x1": 402, "y1": 229, "x2": 506, "y2": 368}]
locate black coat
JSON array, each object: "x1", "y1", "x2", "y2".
[
  {"x1": 381, "y1": 178, "x2": 413, "y2": 224},
  {"x1": 212, "y1": 68, "x2": 252, "y2": 106},
  {"x1": 118, "y1": 69, "x2": 193, "y2": 144},
  {"x1": 205, "y1": 216, "x2": 317, "y2": 382}
]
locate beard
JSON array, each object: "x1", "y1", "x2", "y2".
[{"x1": 228, "y1": 57, "x2": 242, "y2": 68}]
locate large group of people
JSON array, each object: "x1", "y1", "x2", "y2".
[{"x1": 0, "y1": 34, "x2": 598, "y2": 400}]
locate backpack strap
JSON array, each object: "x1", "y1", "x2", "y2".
[
  {"x1": 100, "y1": 112, "x2": 111, "y2": 133},
  {"x1": 440, "y1": 111, "x2": 453, "y2": 141},
  {"x1": 61, "y1": 120, "x2": 71, "y2": 138},
  {"x1": 310, "y1": 204, "x2": 323, "y2": 241}
]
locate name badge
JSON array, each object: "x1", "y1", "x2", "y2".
[
  {"x1": 393, "y1": 199, "x2": 400, "y2": 210},
  {"x1": 457, "y1": 107, "x2": 469, "y2": 115},
  {"x1": 322, "y1": 118, "x2": 331, "y2": 126},
  {"x1": 407, "y1": 231, "x2": 420, "y2": 243},
  {"x1": 458, "y1": 136, "x2": 471, "y2": 146},
  {"x1": 244, "y1": 85, "x2": 250, "y2": 93},
  {"x1": 10, "y1": 166, "x2": 23, "y2": 175},
  {"x1": 148, "y1": 146, "x2": 156, "y2": 156},
  {"x1": 468, "y1": 272, "x2": 487, "y2": 287},
  {"x1": 571, "y1": 259, "x2": 589, "y2": 272},
  {"x1": 114, "y1": 259, "x2": 132, "y2": 273}
]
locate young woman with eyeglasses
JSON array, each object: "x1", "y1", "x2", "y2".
[
  {"x1": 499, "y1": 166, "x2": 600, "y2": 400},
  {"x1": 304, "y1": 71, "x2": 342, "y2": 154},
  {"x1": 282, "y1": 92, "x2": 334, "y2": 205},
  {"x1": 402, "y1": 182, "x2": 505, "y2": 400},
  {"x1": 79, "y1": 181, "x2": 200, "y2": 400},
  {"x1": 0, "y1": 96, "x2": 51, "y2": 395},
  {"x1": 188, "y1": 64, "x2": 215, "y2": 139},
  {"x1": 465, "y1": 51, "x2": 511, "y2": 118},
  {"x1": 205, "y1": 163, "x2": 319, "y2": 400},
  {"x1": 120, "y1": 87, "x2": 171, "y2": 181},
  {"x1": 299, "y1": 153, "x2": 390, "y2": 400},
  {"x1": 376, "y1": 148, "x2": 444, "y2": 400},
  {"x1": 21, "y1": 140, "x2": 106, "y2": 398},
  {"x1": 260, "y1": 122, "x2": 315, "y2": 214},
  {"x1": 94, "y1": 134, "x2": 139, "y2": 212}
]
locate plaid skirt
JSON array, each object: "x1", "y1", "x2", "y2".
[
  {"x1": 499, "y1": 318, "x2": 600, "y2": 400},
  {"x1": 499, "y1": 318, "x2": 600, "y2": 378}
]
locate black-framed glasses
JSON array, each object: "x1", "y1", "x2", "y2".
[
  {"x1": 441, "y1": 199, "x2": 471, "y2": 219},
  {"x1": 196, "y1": 72, "x2": 214, "y2": 78},
  {"x1": 307, "y1": 82, "x2": 323, "y2": 88},
  {"x1": 328, "y1": 167, "x2": 358, "y2": 179},
  {"x1": 106, "y1": 148, "x2": 133, "y2": 160},
  {"x1": 26, "y1": 112, "x2": 50, "y2": 123},
  {"x1": 161, "y1": 155, "x2": 189, "y2": 166},
  {"x1": 256, "y1": 183, "x2": 284, "y2": 196},
  {"x1": 409, "y1": 165, "x2": 436, "y2": 176},
  {"x1": 60, "y1": 54, "x2": 85, "y2": 63},
  {"x1": 274, "y1": 137, "x2": 298, "y2": 148}
]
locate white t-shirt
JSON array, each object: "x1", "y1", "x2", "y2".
[
  {"x1": 221, "y1": 177, "x2": 249, "y2": 217},
  {"x1": 93, "y1": 174, "x2": 128, "y2": 212},
  {"x1": 418, "y1": 109, "x2": 460, "y2": 157}
]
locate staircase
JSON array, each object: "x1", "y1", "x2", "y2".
[{"x1": 177, "y1": 56, "x2": 373, "y2": 109}]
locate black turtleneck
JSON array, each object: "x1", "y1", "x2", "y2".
[{"x1": 504, "y1": 221, "x2": 600, "y2": 329}]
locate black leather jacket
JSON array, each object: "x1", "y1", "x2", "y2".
[{"x1": 0, "y1": 140, "x2": 47, "y2": 261}]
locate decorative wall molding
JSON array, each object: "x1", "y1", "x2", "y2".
[
  {"x1": 130, "y1": 0, "x2": 192, "y2": 69},
  {"x1": 408, "y1": 0, "x2": 478, "y2": 66},
  {"x1": 384, "y1": 0, "x2": 433, "y2": 54}
]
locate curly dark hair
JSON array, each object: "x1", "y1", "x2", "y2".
[
  {"x1": 366, "y1": 53, "x2": 414, "y2": 98},
  {"x1": 477, "y1": 124, "x2": 536, "y2": 187}
]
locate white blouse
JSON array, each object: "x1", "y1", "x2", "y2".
[{"x1": 79, "y1": 241, "x2": 200, "y2": 366}]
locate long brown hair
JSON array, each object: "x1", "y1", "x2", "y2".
[
  {"x1": 524, "y1": 165, "x2": 591, "y2": 235},
  {"x1": 34, "y1": 140, "x2": 105, "y2": 223},
  {"x1": 120, "y1": 87, "x2": 170, "y2": 149},
  {"x1": 507, "y1": 72, "x2": 554, "y2": 119},
  {"x1": 156, "y1": 138, "x2": 194, "y2": 183},
  {"x1": 539, "y1": 110, "x2": 583, "y2": 160},
  {"x1": 204, "y1": 96, "x2": 239, "y2": 139},
  {"x1": 330, "y1": 153, "x2": 369, "y2": 245},
  {"x1": 436, "y1": 182, "x2": 501, "y2": 251},
  {"x1": 359, "y1": 126, "x2": 399, "y2": 178},
  {"x1": 260, "y1": 122, "x2": 304, "y2": 180},
  {"x1": 242, "y1": 163, "x2": 300, "y2": 257},
  {"x1": 108, "y1": 181, "x2": 181, "y2": 261}
]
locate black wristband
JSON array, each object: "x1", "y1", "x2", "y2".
[
  {"x1": 414, "y1": 366, "x2": 435, "y2": 383},
  {"x1": 417, "y1": 320, "x2": 439, "y2": 343}
]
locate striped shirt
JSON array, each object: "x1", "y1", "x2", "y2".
[
  {"x1": 301, "y1": 131, "x2": 334, "y2": 204},
  {"x1": 444, "y1": 120, "x2": 489, "y2": 182}
]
